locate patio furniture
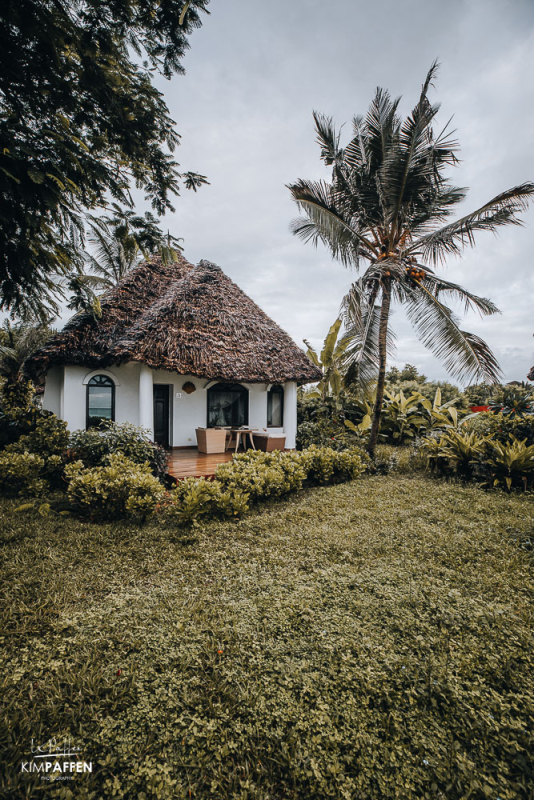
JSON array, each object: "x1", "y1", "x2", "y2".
[
  {"x1": 253, "y1": 433, "x2": 286, "y2": 452},
  {"x1": 195, "y1": 427, "x2": 228, "y2": 454},
  {"x1": 227, "y1": 427, "x2": 258, "y2": 453}
]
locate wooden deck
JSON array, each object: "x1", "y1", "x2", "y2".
[{"x1": 167, "y1": 447, "x2": 236, "y2": 479}]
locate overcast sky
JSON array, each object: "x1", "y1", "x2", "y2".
[
  {"x1": 144, "y1": 0, "x2": 532, "y2": 387},
  {"x1": 33, "y1": 0, "x2": 530, "y2": 386}
]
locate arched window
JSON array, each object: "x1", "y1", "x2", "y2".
[
  {"x1": 86, "y1": 375, "x2": 115, "y2": 428},
  {"x1": 267, "y1": 385, "x2": 284, "y2": 427},
  {"x1": 207, "y1": 383, "x2": 248, "y2": 427}
]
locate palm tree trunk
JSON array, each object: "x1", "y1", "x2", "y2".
[{"x1": 368, "y1": 280, "x2": 392, "y2": 456}]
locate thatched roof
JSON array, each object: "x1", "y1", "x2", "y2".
[{"x1": 27, "y1": 257, "x2": 322, "y2": 384}]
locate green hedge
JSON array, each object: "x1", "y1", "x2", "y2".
[
  {"x1": 65, "y1": 453, "x2": 164, "y2": 519},
  {"x1": 69, "y1": 421, "x2": 168, "y2": 481},
  {"x1": 166, "y1": 446, "x2": 368, "y2": 525}
]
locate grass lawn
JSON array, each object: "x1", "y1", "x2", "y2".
[{"x1": 1, "y1": 474, "x2": 532, "y2": 799}]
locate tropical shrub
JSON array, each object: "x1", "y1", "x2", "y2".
[
  {"x1": 464, "y1": 412, "x2": 534, "y2": 447},
  {"x1": 421, "y1": 427, "x2": 534, "y2": 491},
  {"x1": 166, "y1": 477, "x2": 250, "y2": 525},
  {"x1": 166, "y1": 447, "x2": 368, "y2": 527},
  {"x1": 296, "y1": 419, "x2": 363, "y2": 451},
  {"x1": 421, "y1": 430, "x2": 488, "y2": 480},
  {"x1": 300, "y1": 444, "x2": 368, "y2": 485},
  {"x1": 485, "y1": 437, "x2": 534, "y2": 491},
  {"x1": 0, "y1": 380, "x2": 44, "y2": 449},
  {"x1": 0, "y1": 377, "x2": 36, "y2": 417},
  {"x1": 296, "y1": 419, "x2": 339, "y2": 450},
  {"x1": 464, "y1": 382, "x2": 496, "y2": 406},
  {"x1": 0, "y1": 451, "x2": 46, "y2": 497},
  {"x1": 386, "y1": 365, "x2": 465, "y2": 406},
  {"x1": 5, "y1": 413, "x2": 69, "y2": 456},
  {"x1": 69, "y1": 421, "x2": 167, "y2": 481},
  {"x1": 380, "y1": 389, "x2": 428, "y2": 444},
  {"x1": 297, "y1": 392, "x2": 368, "y2": 448},
  {"x1": 65, "y1": 453, "x2": 164, "y2": 519},
  {"x1": 216, "y1": 449, "x2": 309, "y2": 501},
  {"x1": 489, "y1": 383, "x2": 533, "y2": 417}
]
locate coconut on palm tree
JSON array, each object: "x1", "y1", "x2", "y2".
[{"x1": 288, "y1": 62, "x2": 533, "y2": 454}]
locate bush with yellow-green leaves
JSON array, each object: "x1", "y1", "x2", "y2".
[
  {"x1": 65, "y1": 453, "x2": 164, "y2": 519},
  {"x1": 421, "y1": 429, "x2": 534, "y2": 490},
  {"x1": 165, "y1": 446, "x2": 368, "y2": 526},
  {"x1": 0, "y1": 451, "x2": 49, "y2": 497},
  {"x1": 3, "y1": 432, "x2": 368, "y2": 522}
]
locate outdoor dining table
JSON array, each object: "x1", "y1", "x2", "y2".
[{"x1": 227, "y1": 428, "x2": 260, "y2": 452}]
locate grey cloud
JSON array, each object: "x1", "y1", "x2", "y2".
[{"x1": 19, "y1": 0, "x2": 534, "y2": 385}]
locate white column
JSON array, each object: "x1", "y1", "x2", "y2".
[
  {"x1": 284, "y1": 381, "x2": 297, "y2": 449},
  {"x1": 139, "y1": 364, "x2": 154, "y2": 439}
]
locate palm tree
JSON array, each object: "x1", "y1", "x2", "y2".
[
  {"x1": 288, "y1": 62, "x2": 534, "y2": 455},
  {"x1": 84, "y1": 204, "x2": 183, "y2": 290},
  {"x1": 0, "y1": 318, "x2": 55, "y2": 407},
  {"x1": 58, "y1": 205, "x2": 185, "y2": 317}
]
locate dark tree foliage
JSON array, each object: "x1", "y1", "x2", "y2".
[
  {"x1": 386, "y1": 364, "x2": 426, "y2": 383},
  {"x1": 0, "y1": 0, "x2": 210, "y2": 315}
]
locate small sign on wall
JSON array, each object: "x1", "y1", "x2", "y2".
[{"x1": 175, "y1": 392, "x2": 182, "y2": 399}]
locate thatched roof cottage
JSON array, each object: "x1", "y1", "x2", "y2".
[{"x1": 28, "y1": 257, "x2": 321, "y2": 448}]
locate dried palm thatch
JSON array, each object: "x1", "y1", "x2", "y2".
[{"x1": 27, "y1": 257, "x2": 322, "y2": 384}]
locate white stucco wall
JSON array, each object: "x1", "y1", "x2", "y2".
[
  {"x1": 42, "y1": 366, "x2": 62, "y2": 417},
  {"x1": 42, "y1": 364, "x2": 299, "y2": 448}
]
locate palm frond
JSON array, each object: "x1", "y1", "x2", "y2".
[
  {"x1": 288, "y1": 179, "x2": 378, "y2": 266},
  {"x1": 0, "y1": 319, "x2": 55, "y2": 379},
  {"x1": 405, "y1": 285, "x2": 501, "y2": 383},
  {"x1": 362, "y1": 87, "x2": 401, "y2": 171},
  {"x1": 383, "y1": 63, "x2": 443, "y2": 234},
  {"x1": 313, "y1": 112, "x2": 344, "y2": 166},
  {"x1": 407, "y1": 183, "x2": 534, "y2": 264},
  {"x1": 340, "y1": 278, "x2": 396, "y2": 387},
  {"x1": 405, "y1": 186, "x2": 468, "y2": 238},
  {"x1": 423, "y1": 273, "x2": 500, "y2": 316}
]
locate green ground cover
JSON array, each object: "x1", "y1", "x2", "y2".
[{"x1": 1, "y1": 475, "x2": 532, "y2": 799}]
